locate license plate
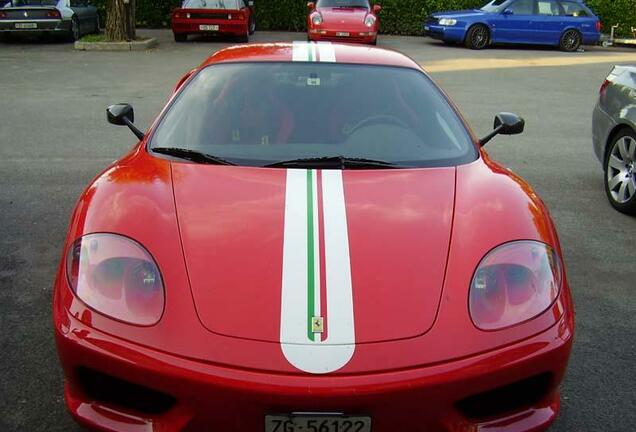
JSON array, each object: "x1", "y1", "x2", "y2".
[
  {"x1": 424, "y1": 25, "x2": 430, "y2": 31},
  {"x1": 336, "y1": 32, "x2": 350, "y2": 37},
  {"x1": 199, "y1": 24, "x2": 219, "y2": 31},
  {"x1": 15, "y1": 22, "x2": 37, "y2": 29},
  {"x1": 265, "y1": 415, "x2": 371, "y2": 432}
]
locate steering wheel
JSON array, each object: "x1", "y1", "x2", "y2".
[{"x1": 345, "y1": 114, "x2": 410, "y2": 136}]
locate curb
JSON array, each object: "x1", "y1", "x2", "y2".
[{"x1": 74, "y1": 38, "x2": 158, "y2": 51}]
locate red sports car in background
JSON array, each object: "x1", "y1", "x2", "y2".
[
  {"x1": 171, "y1": 0, "x2": 255, "y2": 43},
  {"x1": 308, "y1": 0, "x2": 381, "y2": 45},
  {"x1": 54, "y1": 42, "x2": 573, "y2": 432}
]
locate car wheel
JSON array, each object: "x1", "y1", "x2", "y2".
[
  {"x1": 465, "y1": 24, "x2": 489, "y2": 50},
  {"x1": 174, "y1": 33, "x2": 187, "y2": 43},
  {"x1": 68, "y1": 16, "x2": 80, "y2": 42},
  {"x1": 249, "y1": 16, "x2": 256, "y2": 35},
  {"x1": 370, "y1": 37, "x2": 377, "y2": 46},
  {"x1": 239, "y1": 30, "x2": 249, "y2": 43},
  {"x1": 604, "y1": 128, "x2": 636, "y2": 215},
  {"x1": 559, "y1": 29, "x2": 581, "y2": 52}
]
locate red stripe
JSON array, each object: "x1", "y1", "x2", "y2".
[{"x1": 317, "y1": 170, "x2": 328, "y2": 341}]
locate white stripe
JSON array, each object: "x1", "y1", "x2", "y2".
[
  {"x1": 312, "y1": 169, "x2": 321, "y2": 338},
  {"x1": 292, "y1": 41, "x2": 310, "y2": 62},
  {"x1": 317, "y1": 42, "x2": 336, "y2": 62},
  {"x1": 280, "y1": 169, "x2": 355, "y2": 374}
]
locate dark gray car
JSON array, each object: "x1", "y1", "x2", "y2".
[
  {"x1": 592, "y1": 65, "x2": 636, "y2": 215},
  {"x1": 0, "y1": 0, "x2": 99, "y2": 41}
]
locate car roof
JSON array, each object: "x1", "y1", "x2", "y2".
[{"x1": 199, "y1": 42, "x2": 422, "y2": 70}]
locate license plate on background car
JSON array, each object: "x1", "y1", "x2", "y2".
[
  {"x1": 15, "y1": 23, "x2": 37, "y2": 29},
  {"x1": 336, "y1": 32, "x2": 350, "y2": 37},
  {"x1": 265, "y1": 415, "x2": 371, "y2": 432},
  {"x1": 199, "y1": 24, "x2": 219, "y2": 31},
  {"x1": 424, "y1": 25, "x2": 430, "y2": 31}
]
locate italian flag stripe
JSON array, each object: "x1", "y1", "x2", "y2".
[{"x1": 281, "y1": 169, "x2": 355, "y2": 374}]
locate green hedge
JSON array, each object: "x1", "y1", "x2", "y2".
[{"x1": 94, "y1": 0, "x2": 636, "y2": 37}]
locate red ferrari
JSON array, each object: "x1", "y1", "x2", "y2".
[
  {"x1": 54, "y1": 42, "x2": 573, "y2": 432},
  {"x1": 171, "y1": 0, "x2": 255, "y2": 43},
  {"x1": 308, "y1": 0, "x2": 381, "y2": 45}
]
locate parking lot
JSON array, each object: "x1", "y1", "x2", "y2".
[{"x1": 1, "y1": 30, "x2": 636, "y2": 431}]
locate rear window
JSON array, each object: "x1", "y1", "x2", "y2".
[
  {"x1": 150, "y1": 62, "x2": 477, "y2": 168},
  {"x1": 182, "y1": 0, "x2": 239, "y2": 9},
  {"x1": 5, "y1": 0, "x2": 59, "y2": 5},
  {"x1": 316, "y1": 0, "x2": 370, "y2": 8},
  {"x1": 559, "y1": 1, "x2": 589, "y2": 17}
]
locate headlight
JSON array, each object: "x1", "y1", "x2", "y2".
[
  {"x1": 469, "y1": 241, "x2": 562, "y2": 331},
  {"x1": 66, "y1": 233, "x2": 165, "y2": 326},
  {"x1": 311, "y1": 13, "x2": 323, "y2": 26},
  {"x1": 364, "y1": 15, "x2": 376, "y2": 27},
  {"x1": 439, "y1": 18, "x2": 457, "y2": 26}
]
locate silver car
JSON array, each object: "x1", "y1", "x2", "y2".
[
  {"x1": 0, "y1": 0, "x2": 99, "y2": 41},
  {"x1": 593, "y1": 65, "x2": 636, "y2": 215}
]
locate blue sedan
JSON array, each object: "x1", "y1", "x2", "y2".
[{"x1": 424, "y1": 0, "x2": 601, "y2": 51}]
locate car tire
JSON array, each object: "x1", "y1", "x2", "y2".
[
  {"x1": 249, "y1": 15, "x2": 256, "y2": 35},
  {"x1": 604, "y1": 128, "x2": 636, "y2": 215},
  {"x1": 370, "y1": 37, "x2": 377, "y2": 46},
  {"x1": 174, "y1": 33, "x2": 187, "y2": 43},
  {"x1": 239, "y1": 30, "x2": 249, "y2": 43},
  {"x1": 67, "y1": 16, "x2": 80, "y2": 42},
  {"x1": 464, "y1": 24, "x2": 489, "y2": 50},
  {"x1": 559, "y1": 29, "x2": 581, "y2": 52}
]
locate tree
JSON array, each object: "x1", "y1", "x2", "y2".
[{"x1": 105, "y1": 0, "x2": 136, "y2": 41}]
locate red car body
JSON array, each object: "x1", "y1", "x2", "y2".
[
  {"x1": 308, "y1": 1, "x2": 381, "y2": 45},
  {"x1": 171, "y1": 0, "x2": 255, "y2": 42},
  {"x1": 54, "y1": 43, "x2": 573, "y2": 432}
]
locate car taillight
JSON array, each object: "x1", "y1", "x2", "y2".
[
  {"x1": 66, "y1": 233, "x2": 165, "y2": 326},
  {"x1": 46, "y1": 10, "x2": 61, "y2": 19},
  {"x1": 0, "y1": 11, "x2": 7, "y2": 19},
  {"x1": 599, "y1": 79, "x2": 610, "y2": 96},
  {"x1": 596, "y1": 21, "x2": 601, "y2": 32},
  {"x1": 469, "y1": 241, "x2": 562, "y2": 331}
]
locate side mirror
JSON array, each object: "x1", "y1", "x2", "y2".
[
  {"x1": 372, "y1": 4, "x2": 381, "y2": 14},
  {"x1": 307, "y1": 2, "x2": 315, "y2": 11},
  {"x1": 502, "y1": 9, "x2": 513, "y2": 15},
  {"x1": 479, "y1": 112, "x2": 525, "y2": 146},
  {"x1": 107, "y1": 104, "x2": 145, "y2": 140}
]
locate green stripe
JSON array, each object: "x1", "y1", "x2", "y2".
[{"x1": 306, "y1": 169, "x2": 316, "y2": 342}]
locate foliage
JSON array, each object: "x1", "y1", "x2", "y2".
[{"x1": 91, "y1": 0, "x2": 636, "y2": 37}]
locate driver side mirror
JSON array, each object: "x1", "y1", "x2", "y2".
[
  {"x1": 502, "y1": 8, "x2": 513, "y2": 15},
  {"x1": 372, "y1": 4, "x2": 381, "y2": 14},
  {"x1": 107, "y1": 104, "x2": 145, "y2": 140},
  {"x1": 307, "y1": 2, "x2": 315, "y2": 11},
  {"x1": 479, "y1": 112, "x2": 525, "y2": 146}
]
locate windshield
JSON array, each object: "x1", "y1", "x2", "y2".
[
  {"x1": 182, "y1": 0, "x2": 239, "y2": 9},
  {"x1": 5, "y1": 0, "x2": 59, "y2": 6},
  {"x1": 480, "y1": 0, "x2": 509, "y2": 12},
  {"x1": 150, "y1": 63, "x2": 476, "y2": 168},
  {"x1": 316, "y1": 0, "x2": 369, "y2": 8}
]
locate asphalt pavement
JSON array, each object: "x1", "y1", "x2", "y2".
[{"x1": 1, "y1": 30, "x2": 635, "y2": 431}]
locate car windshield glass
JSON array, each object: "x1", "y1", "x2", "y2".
[
  {"x1": 480, "y1": 0, "x2": 508, "y2": 12},
  {"x1": 316, "y1": 0, "x2": 369, "y2": 8},
  {"x1": 150, "y1": 62, "x2": 477, "y2": 168},
  {"x1": 182, "y1": 0, "x2": 239, "y2": 9},
  {"x1": 6, "y1": 0, "x2": 58, "y2": 5}
]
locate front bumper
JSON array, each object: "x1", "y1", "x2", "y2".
[
  {"x1": 56, "y1": 308, "x2": 572, "y2": 432},
  {"x1": 423, "y1": 24, "x2": 466, "y2": 43},
  {"x1": 308, "y1": 29, "x2": 377, "y2": 44},
  {"x1": 0, "y1": 18, "x2": 70, "y2": 34},
  {"x1": 172, "y1": 19, "x2": 247, "y2": 36}
]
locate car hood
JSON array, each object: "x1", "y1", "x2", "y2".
[
  {"x1": 172, "y1": 164, "x2": 455, "y2": 345},
  {"x1": 318, "y1": 7, "x2": 370, "y2": 28},
  {"x1": 432, "y1": 9, "x2": 485, "y2": 19}
]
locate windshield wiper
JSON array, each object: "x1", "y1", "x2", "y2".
[
  {"x1": 152, "y1": 147, "x2": 236, "y2": 166},
  {"x1": 264, "y1": 156, "x2": 406, "y2": 169}
]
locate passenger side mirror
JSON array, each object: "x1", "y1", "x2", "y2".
[
  {"x1": 479, "y1": 112, "x2": 525, "y2": 146},
  {"x1": 372, "y1": 4, "x2": 381, "y2": 13},
  {"x1": 307, "y1": 2, "x2": 315, "y2": 11},
  {"x1": 502, "y1": 9, "x2": 513, "y2": 15},
  {"x1": 107, "y1": 104, "x2": 145, "y2": 140}
]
